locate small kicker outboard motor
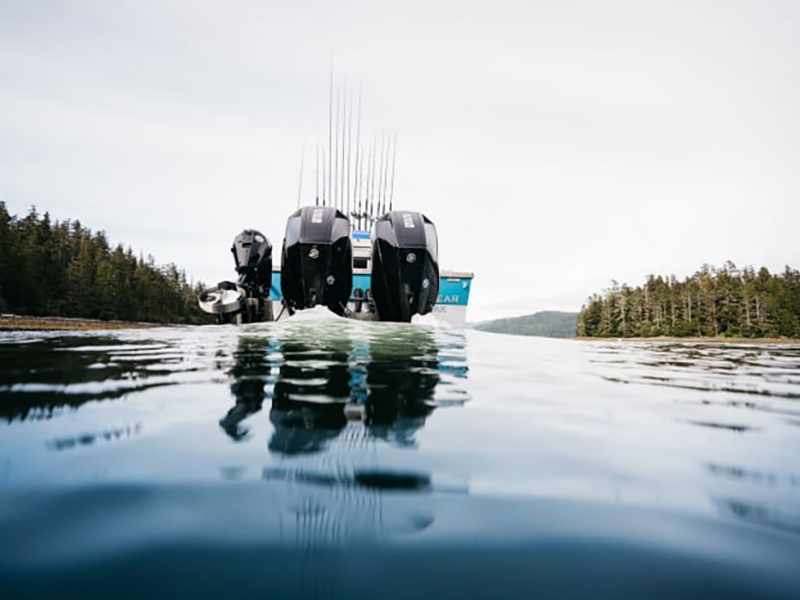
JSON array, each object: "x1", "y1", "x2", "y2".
[
  {"x1": 371, "y1": 211, "x2": 439, "y2": 322},
  {"x1": 281, "y1": 206, "x2": 352, "y2": 316},
  {"x1": 232, "y1": 229, "x2": 272, "y2": 296},
  {"x1": 231, "y1": 229, "x2": 273, "y2": 322},
  {"x1": 198, "y1": 229, "x2": 272, "y2": 324}
]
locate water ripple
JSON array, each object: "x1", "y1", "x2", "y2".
[{"x1": 2, "y1": 326, "x2": 800, "y2": 598}]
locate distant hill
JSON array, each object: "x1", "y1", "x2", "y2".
[{"x1": 474, "y1": 311, "x2": 579, "y2": 338}]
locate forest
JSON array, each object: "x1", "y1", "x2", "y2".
[
  {"x1": 577, "y1": 263, "x2": 800, "y2": 339},
  {"x1": 0, "y1": 203, "x2": 206, "y2": 324}
]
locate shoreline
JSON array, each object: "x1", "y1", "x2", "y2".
[
  {"x1": 2, "y1": 314, "x2": 799, "y2": 343},
  {"x1": 0, "y1": 314, "x2": 163, "y2": 331},
  {"x1": 573, "y1": 336, "x2": 800, "y2": 345}
]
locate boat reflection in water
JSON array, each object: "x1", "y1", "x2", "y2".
[
  {"x1": 269, "y1": 326, "x2": 447, "y2": 454},
  {"x1": 220, "y1": 321, "x2": 469, "y2": 552},
  {"x1": 267, "y1": 330, "x2": 355, "y2": 456},
  {"x1": 221, "y1": 322, "x2": 467, "y2": 452}
]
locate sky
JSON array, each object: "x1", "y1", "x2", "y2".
[{"x1": 1, "y1": 0, "x2": 798, "y2": 322}]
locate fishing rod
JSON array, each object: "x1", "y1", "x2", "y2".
[
  {"x1": 384, "y1": 134, "x2": 391, "y2": 215},
  {"x1": 315, "y1": 75, "x2": 401, "y2": 226},
  {"x1": 360, "y1": 149, "x2": 367, "y2": 230},
  {"x1": 367, "y1": 149, "x2": 372, "y2": 227},
  {"x1": 354, "y1": 85, "x2": 362, "y2": 224},
  {"x1": 369, "y1": 136, "x2": 377, "y2": 224},
  {"x1": 377, "y1": 133, "x2": 386, "y2": 217},
  {"x1": 383, "y1": 133, "x2": 392, "y2": 214},
  {"x1": 388, "y1": 133, "x2": 397, "y2": 212},
  {"x1": 296, "y1": 138, "x2": 305, "y2": 209},
  {"x1": 321, "y1": 143, "x2": 327, "y2": 206},
  {"x1": 363, "y1": 144, "x2": 370, "y2": 228},
  {"x1": 346, "y1": 88, "x2": 353, "y2": 221},
  {"x1": 383, "y1": 134, "x2": 391, "y2": 214},
  {"x1": 339, "y1": 82, "x2": 346, "y2": 213},
  {"x1": 334, "y1": 84, "x2": 340, "y2": 210},
  {"x1": 364, "y1": 139, "x2": 371, "y2": 225},
  {"x1": 328, "y1": 55, "x2": 333, "y2": 212}
]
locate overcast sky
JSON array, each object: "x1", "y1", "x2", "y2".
[{"x1": 1, "y1": 0, "x2": 798, "y2": 322}]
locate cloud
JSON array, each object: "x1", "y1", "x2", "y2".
[{"x1": 2, "y1": 0, "x2": 799, "y2": 319}]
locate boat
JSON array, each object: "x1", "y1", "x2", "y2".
[
  {"x1": 198, "y1": 208, "x2": 473, "y2": 328},
  {"x1": 198, "y1": 81, "x2": 473, "y2": 327}
]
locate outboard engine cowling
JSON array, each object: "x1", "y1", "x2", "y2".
[
  {"x1": 198, "y1": 229, "x2": 273, "y2": 324},
  {"x1": 281, "y1": 206, "x2": 352, "y2": 315},
  {"x1": 371, "y1": 211, "x2": 439, "y2": 322},
  {"x1": 232, "y1": 229, "x2": 272, "y2": 296}
]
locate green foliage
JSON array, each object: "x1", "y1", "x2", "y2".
[
  {"x1": 577, "y1": 262, "x2": 800, "y2": 339},
  {"x1": 475, "y1": 311, "x2": 579, "y2": 338},
  {"x1": 0, "y1": 203, "x2": 206, "y2": 324}
]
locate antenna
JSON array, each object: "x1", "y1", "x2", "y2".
[
  {"x1": 296, "y1": 138, "x2": 305, "y2": 209},
  {"x1": 315, "y1": 141, "x2": 319, "y2": 206}
]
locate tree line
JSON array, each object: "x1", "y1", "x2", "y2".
[
  {"x1": 0, "y1": 203, "x2": 207, "y2": 324},
  {"x1": 577, "y1": 262, "x2": 800, "y2": 339}
]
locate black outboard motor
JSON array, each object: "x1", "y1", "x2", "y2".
[
  {"x1": 281, "y1": 206, "x2": 352, "y2": 316},
  {"x1": 229, "y1": 229, "x2": 273, "y2": 323},
  {"x1": 371, "y1": 211, "x2": 439, "y2": 322},
  {"x1": 198, "y1": 229, "x2": 273, "y2": 324},
  {"x1": 232, "y1": 229, "x2": 272, "y2": 297}
]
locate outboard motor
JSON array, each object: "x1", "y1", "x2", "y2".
[
  {"x1": 230, "y1": 229, "x2": 273, "y2": 322},
  {"x1": 198, "y1": 229, "x2": 272, "y2": 324},
  {"x1": 232, "y1": 229, "x2": 272, "y2": 297},
  {"x1": 370, "y1": 211, "x2": 439, "y2": 322},
  {"x1": 281, "y1": 206, "x2": 352, "y2": 316}
]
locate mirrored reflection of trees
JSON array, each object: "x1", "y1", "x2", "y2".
[
  {"x1": 707, "y1": 463, "x2": 800, "y2": 535},
  {"x1": 0, "y1": 336, "x2": 177, "y2": 422}
]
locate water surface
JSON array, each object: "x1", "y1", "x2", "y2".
[{"x1": 1, "y1": 312, "x2": 799, "y2": 599}]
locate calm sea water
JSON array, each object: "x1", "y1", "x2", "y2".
[{"x1": 1, "y1": 309, "x2": 799, "y2": 599}]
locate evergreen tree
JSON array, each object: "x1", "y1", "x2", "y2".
[
  {"x1": 579, "y1": 263, "x2": 800, "y2": 339},
  {"x1": 0, "y1": 204, "x2": 207, "y2": 324}
]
